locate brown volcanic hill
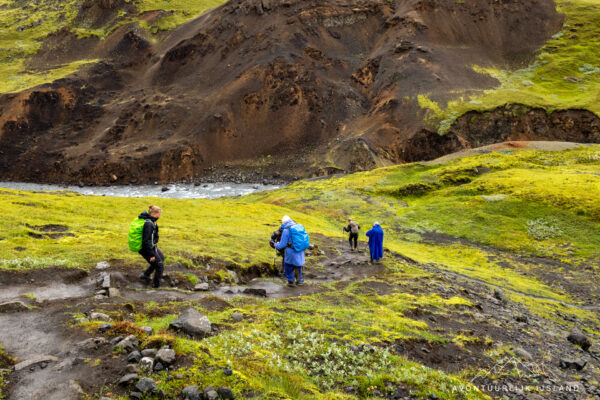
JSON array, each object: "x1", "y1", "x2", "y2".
[{"x1": 3, "y1": 0, "x2": 595, "y2": 185}]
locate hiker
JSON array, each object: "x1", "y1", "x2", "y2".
[
  {"x1": 343, "y1": 218, "x2": 360, "y2": 251},
  {"x1": 275, "y1": 215, "x2": 310, "y2": 287},
  {"x1": 269, "y1": 226, "x2": 285, "y2": 277},
  {"x1": 366, "y1": 222, "x2": 384, "y2": 263},
  {"x1": 134, "y1": 205, "x2": 165, "y2": 288}
]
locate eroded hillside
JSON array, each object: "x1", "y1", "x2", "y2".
[{"x1": 3, "y1": 0, "x2": 597, "y2": 185}]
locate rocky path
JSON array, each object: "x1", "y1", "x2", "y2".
[{"x1": 0, "y1": 239, "x2": 599, "y2": 399}]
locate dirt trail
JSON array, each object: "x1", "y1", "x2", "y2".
[{"x1": 0, "y1": 241, "x2": 383, "y2": 399}]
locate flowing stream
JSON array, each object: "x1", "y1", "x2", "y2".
[{"x1": 0, "y1": 181, "x2": 280, "y2": 199}]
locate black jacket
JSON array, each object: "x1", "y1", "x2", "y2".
[{"x1": 139, "y1": 211, "x2": 159, "y2": 256}]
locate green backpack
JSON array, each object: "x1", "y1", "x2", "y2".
[{"x1": 128, "y1": 218, "x2": 147, "y2": 252}]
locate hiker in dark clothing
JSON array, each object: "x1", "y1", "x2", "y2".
[
  {"x1": 270, "y1": 226, "x2": 285, "y2": 276},
  {"x1": 138, "y1": 205, "x2": 164, "y2": 288},
  {"x1": 343, "y1": 218, "x2": 360, "y2": 251}
]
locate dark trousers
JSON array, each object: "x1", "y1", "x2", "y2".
[
  {"x1": 349, "y1": 232, "x2": 358, "y2": 249},
  {"x1": 140, "y1": 248, "x2": 164, "y2": 288}
]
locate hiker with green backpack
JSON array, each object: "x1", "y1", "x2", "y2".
[
  {"x1": 128, "y1": 205, "x2": 165, "y2": 288},
  {"x1": 275, "y1": 215, "x2": 310, "y2": 288}
]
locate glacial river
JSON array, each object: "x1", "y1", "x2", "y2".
[{"x1": 0, "y1": 181, "x2": 280, "y2": 199}]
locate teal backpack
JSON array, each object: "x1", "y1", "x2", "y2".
[
  {"x1": 289, "y1": 224, "x2": 310, "y2": 252},
  {"x1": 128, "y1": 218, "x2": 147, "y2": 252}
]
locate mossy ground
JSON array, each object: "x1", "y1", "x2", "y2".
[{"x1": 418, "y1": 0, "x2": 600, "y2": 132}]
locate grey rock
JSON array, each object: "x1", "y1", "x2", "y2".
[
  {"x1": 135, "y1": 377, "x2": 157, "y2": 393},
  {"x1": 153, "y1": 361, "x2": 164, "y2": 371},
  {"x1": 99, "y1": 323, "x2": 114, "y2": 333},
  {"x1": 77, "y1": 337, "x2": 108, "y2": 350},
  {"x1": 223, "y1": 366, "x2": 233, "y2": 376},
  {"x1": 108, "y1": 288, "x2": 121, "y2": 297},
  {"x1": 565, "y1": 381, "x2": 585, "y2": 393},
  {"x1": 204, "y1": 388, "x2": 219, "y2": 400},
  {"x1": 193, "y1": 283, "x2": 210, "y2": 291},
  {"x1": 560, "y1": 358, "x2": 587, "y2": 370},
  {"x1": 110, "y1": 336, "x2": 124, "y2": 345},
  {"x1": 568, "y1": 332, "x2": 592, "y2": 351},
  {"x1": 119, "y1": 373, "x2": 139, "y2": 385},
  {"x1": 0, "y1": 301, "x2": 29, "y2": 313},
  {"x1": 125, "y1": 364, "x2": 139, "y2": 374},
  {"x1": 217, "y1": 387, "x2": 235, "y2": 399},
  {"x1": 74, "y1": 317, "x2": 89, "y2": 324},
  {"x1": 96, "y1": 261, "x2": 110, "y2": 270},
  {"x1": 139, "y1": 357, "x2": 154, "y2": 370},
  {"x1": 101, "y1": 273, "x2": 111, "y2": 289},
  {"x1": 115, "y1": 335, "x2": 139, "y2": 352},
  {"x1": 141, "y1": 348, "x2": 157, "y2": 358},
  {"x1": 129, "y1": 391, "x2": 142, "y2": 399},
  {"x1": 126, "y1": 351, "x2": 142, "y2": 363},
  {"x1": 232, "y1": 312, "x2": 244, "y2": 322},
  {"x1": 169, "y1": 308, "x2": 212, "y2": 337},
  {"x1": 90, "y1": 312, "x2": 111, "y2": 321},
  {"x1": 14, "y1": 355, "x2": 58, "y2": 371},
  {"x1": 514, "y1": 347, "x2": 533, "y2": 360},
  {"x1": 182, "y1": 385, "x2": 202, "y2": 400},
  {"x1": 156, "y1": 348, "x2": 176, "y2": 365},
  {"x1": 141, "y1": 326, "x2": 153, "y2": 335}
]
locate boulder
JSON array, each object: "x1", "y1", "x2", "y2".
[
  {"x1": 108, "y1": 288, "x2": 121, "y2": 298},
  {"x1": 182, "y1": 385, "x2": 202, "y2": 400},
  {"x1": 126, "y1": 351, "x2": 142, "y2": 363},
  {"x1": 115, "y1": 335, "x2": 139, "y2": 352},
  {"x1": 153, "y1": 361, "x2": 164, "y2": 372},
  {"x1": 217, "y1": 387, "x2": 235, "y2": 399},
  {"x1": 232, "y1": 312, "x2": 244, "y2": 322},
  {"x1": 90, "y1": 312, "x2": 111, "y2": 321},
  {"x1": 169, "y1": 308, "x2": 212, "y2": 337},
  {"x1": 139, "y1": 357, "x2": 154, "y2": 370},
  {"x1": 559, "y1": 358, "x2": 587, "y2": 371},
  {"x1": 118, "y1": 373, "x2": 139, "y2": 385},
  {"x1": 514, "y1": 347, "x2": 533, "y2": 360},
  {"x1": 141, "y1": 326, "x2": 153, "y2": 335},
  {"x1": 96, "y1": 261, "x2": 110, "y2": 270},
  {"x1": 101, "y1": 273, "x2": 111, "y2": 289},
  {"x1": 155, "y1": 348, "x2": 176, "y2": 365},
  {"x1": 14, "y1": 355, "x2": 58, "y2": 371},
  {"x1": 99, "y1": 323, "x2": 114, "y2": 333},
  {"x1": 567, "y1": 332, "x2": 592, "y2": 351},
  {"x1": 135, "y1": 377, "x2": 158, "y2": 394},
  {"x1": 204, "y1": 387, "x2": 219, "y2": 400},
  {"x1": 141, "y1": 349, "x2": 157, "y2": 358},
  {"x1": 193, "y1": 283, "x2": 210, "y2": 291},
  {"x1": 0, "y1": 301, "x2": 29, "y2": 313}
]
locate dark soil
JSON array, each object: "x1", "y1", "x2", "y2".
[{"x1": 0, "y1": 0, "x2": 582, "y2": 185}]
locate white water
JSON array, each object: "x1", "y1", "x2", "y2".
[{"x1": 0, "y1": 181, "x2": 280, "y2": 199}]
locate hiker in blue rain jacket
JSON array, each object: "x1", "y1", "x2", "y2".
[
  {"x1": 275, "y1": 215, "x2": 305, "y2": 287},
  {"x1": 366, "y1": 222, "x2": 384, "y2": 263}
]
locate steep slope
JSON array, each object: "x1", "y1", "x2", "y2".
[{"x1": 0, "y1": 0, "x2": 588, "y2": 185}]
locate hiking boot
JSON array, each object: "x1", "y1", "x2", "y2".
[
  {"x1": 287, "y1": 282, "x2": 295, "y2": 288},
  {"x1": 139, "y1": 273, "x2": 151, "y2": 282},
  {"x1": 296, "y1": 282, "x2": 304, "y2": 287}
]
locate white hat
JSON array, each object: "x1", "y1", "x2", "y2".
[{"x1": 282, "y1": 215, "x2": 291, "y2": 224}]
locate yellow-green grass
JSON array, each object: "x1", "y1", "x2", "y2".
[
  {"x1": 1, "y1": 146, "x2": 599, "y2": 323},
  {"x1": 136, "y1": 0, "x2": 227, "y2": 33},
  {"x1": 418, "y1": 0, "x2": 600, "y2": 132}
]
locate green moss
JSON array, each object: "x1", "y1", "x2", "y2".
[{"x1": 419, "y1": 0, "x2": 600, "y2": 130}]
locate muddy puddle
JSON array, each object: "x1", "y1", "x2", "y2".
[{"x1": 0, "y1": 182, "x2": 280, "y2": 199}]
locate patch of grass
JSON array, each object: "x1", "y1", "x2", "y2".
[
  {"x1": 418, "y1": 0, "x2": 600, "y2": 131},
  {"x1": 136, "y1": 0, "x2": 226, "y2": 33},
  {"x1": 0, "y1": 345, "x2": 14, "y2": 400}
]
